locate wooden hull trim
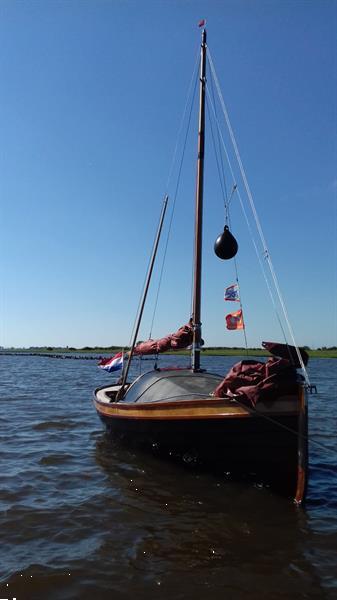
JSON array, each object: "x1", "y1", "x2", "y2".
[
  {"x1": 94, "y1": 400, "x2": 299, "y2": 421},
  {"x1": 294, "y1": 385, "x2": 309, "y2": 505},
  {"x1": 94, "y1": 384, "x2": 301, "y2": 421}
]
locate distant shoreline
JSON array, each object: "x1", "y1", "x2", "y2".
[{"x1": 1, "y1": 347, "x2": 336, "y2": 359}]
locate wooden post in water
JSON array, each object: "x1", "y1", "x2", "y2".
[{"x1": 192, "y1": 28, "x2": 207, "y2": 372}]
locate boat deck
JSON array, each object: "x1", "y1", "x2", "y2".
[{"x1": 94, "y1": 368, "x2": 300, "y2": 420}]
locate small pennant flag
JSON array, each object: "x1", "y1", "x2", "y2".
[
  {"x1": 98, "y1": 352, "x2": 124, "y2": 373},
  {"x1": 198, "y1": 19, "x2": 206, "y2": 28},
  {"x1": 224, "y1": 283, "x2": 240, "y2": 302},
  {"x1": 225, "y1": 309, "x2": 244, "y2": 330}
]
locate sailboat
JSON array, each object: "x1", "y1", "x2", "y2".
[{"x1": 94, "y1": 29, "x2": 311, "y2": 504}]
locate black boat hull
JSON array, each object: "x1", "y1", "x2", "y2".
[
  {"x1": 94, "y1": 371, "x2": 308, "y2": 502},
  {"x1": 97, "y1": 410, "x2": 300, "y2": 497}
]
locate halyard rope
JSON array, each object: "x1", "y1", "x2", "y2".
[
  {"x1": 207, "y1": 50, "x2": 310, "y2": 385},
  {"x1": 205, "y1": 84, "x2": 289, "y2": 345}
]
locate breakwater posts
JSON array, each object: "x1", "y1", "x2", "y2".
[{"x1": 0, "y1": 352, "x2": 104, "y2": 360}]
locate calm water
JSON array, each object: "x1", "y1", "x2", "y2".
[{"x1": 0, "y1": 354, "x2": 336, "y2": 600}]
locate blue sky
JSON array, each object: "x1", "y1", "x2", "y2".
[{"x1": 0, "y1": 0, "x2": 336, "y2": 349}]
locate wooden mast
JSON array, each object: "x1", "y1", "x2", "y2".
[{"x1": 192, "y1": 28, "x2": 207, "y2": 372}]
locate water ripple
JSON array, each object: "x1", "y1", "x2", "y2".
[{"x1": 0, "y1": 354, "x2": 336, "y2": 599}]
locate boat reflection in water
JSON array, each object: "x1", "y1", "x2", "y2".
[{"x1": 93, "y1": 432, "x2": 325, "y2": 599}]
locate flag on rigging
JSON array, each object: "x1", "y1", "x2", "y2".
[
  {"x1": 198, "y1": 19, "x2": 206, "y2": 27},
  {"x1": 224, "y1": 283, "x2": 240, "y2": 302},
  {"x1": 225, "y1": 309, "x2": 244, "y2": 330},
  {"x1": 98, "y1": 352, "x2": 124, "y2": 373}
]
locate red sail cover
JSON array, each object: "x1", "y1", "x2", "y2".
[
  {"x1": 213, "y1": 357, "x2": 300, "y2": 407},
  {"x1": 132, "y1": 321, "x2": 194, "y2": 356},
  {"x1": 262, "y1": 341, "x2": 309, "y2": 367}
]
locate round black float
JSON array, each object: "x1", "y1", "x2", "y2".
[{"x1": 214, "y1": 226, "x2": 238, "y2": 260}]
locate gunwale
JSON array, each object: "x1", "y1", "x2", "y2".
[{"x1": 94, "y1": 382, "x2": 303, "y2": 421}]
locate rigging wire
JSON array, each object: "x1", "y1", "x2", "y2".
[
  {"x1": 205, "y1": 83, "x2": 288, "y2": 347},
  {"x1": 207, "y1": 50, "x2": 310, "y2": 385},
  {"x1": 229, "y1": 395, "x2": 334, "y2": 456},
  {"x1": 130, "y1": 382, "x2": 328, "y2": 456},
  {"x1": 227, "y1": 184, "x2": 237, "y2": 207},
  {"x1": 148, "y1": 54, "x2": 200, "y2": 340},
  {"x1": 125, "y1": 47, "x2": 199, "y2": 349},
  {"x1": 206, "y1": 95, "x2": 228, "y2": 216},
  {"x1": 205, "y1": 66, "x2": 309, "y2": 383},
  {"x1": 231, "y1": 241, "x2": 249, "y2": 352},
  {"x1": 227, "y1": 396, "x2": 332, "y2": 456},
  {"x1": 206, "y1": 97, "x2": 248, "y2": 352},
  {"x1": 164, "y1": 48, "x2": 200, "y2": 194},
  {"x1": 226, "y1": 201, "x2": 249, "y2": 354},
  {"x1": 127, "y1": 199, "x2": 168, "y2": 350},
  {"x1": 119, "y1": 384, "x2": 331, "y2": 456},
  {"x1": 209, "y1": 66, "x2": 229, "y2": 212}
]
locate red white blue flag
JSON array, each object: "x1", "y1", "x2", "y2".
[
  {"x1": 224, "y1": 283, "x2": 240, "y2": 302},
  {"x1": 98, "y1": 352, "x2": 124, "y2": 373},
  {"x1": 198, "y1": 19, "x2": 206, "y2": 28}
]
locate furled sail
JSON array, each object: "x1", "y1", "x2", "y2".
[
  {"x1": 132, "y1": 321, "x2": 193, "y2": 356},
  {"x1": 262, "y1": 341, "x2": 309, "y2": 367},
  {"x1": 213, "y1": 356, "x2": 300, "y2": 407}
]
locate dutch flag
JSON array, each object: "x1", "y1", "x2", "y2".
[{"x1": 98, "y1": 352, "x2": 124, "y2": 373}]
